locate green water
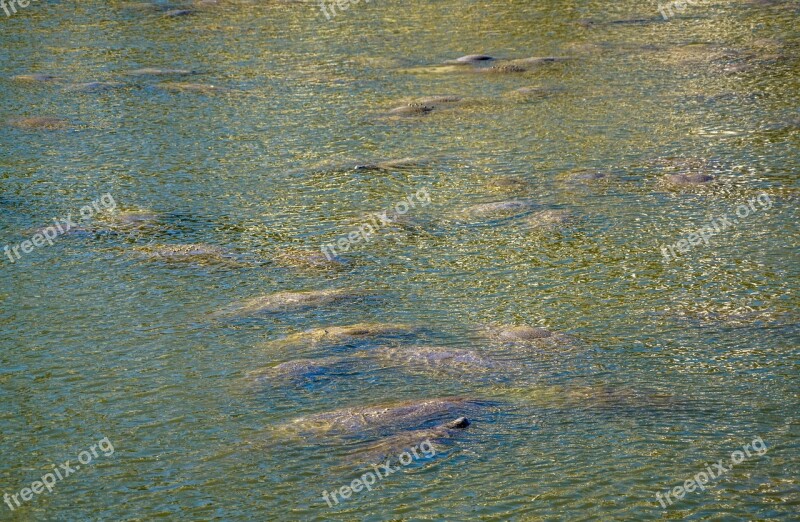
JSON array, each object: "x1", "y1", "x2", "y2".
[{"x1": 1, "y1": 0, "x2": 798, "y2": 520}]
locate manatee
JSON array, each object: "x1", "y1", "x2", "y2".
[
  {"x1": 475, "y1": 57, "x2": 569, "y2": 74},
  {"x1": 372, "y1": 345, "x2": 509, "y2": 374},
  {"x1": 492, "y1": 325, "x2": 554, "y2": 341},
  {"x1": 386, "y1": 104, "x2": 435, "y2": 117},
  {"x1": 386, "y1": 96, "x2": 470, "y2": 117},
  {"x1": 7, "y1": 117, "x2": 70, "y2": 130},
  {"x1": 214, "y1": 288, "x2": 364, "y2": 318},
  {"x1": 164, "y1": 8, "x2": 194, "y2": 17},
  {"x1": 501, "y1": 384, "x2": 675, "y2": 412},
  {"x1": 649, "y1": 156, "x2": 713, "y2": 171},
  {"x1": 346, "y1": 417, "x2": 470, "y2": 464},
  {"x1": 484, "y1": 324, "x2": 580, "y2": 349},
  {"x1": 523, "y1": 209, "x2": 576, "y2": 231},
  {"x1": 456, "y1": 199, "x2": 536, "y2": 221},
  {"x1": 508, "y1": 85, "x2": 566, "y2": 99},
  {"x1": 410, "y1": 95, "x2": 463, "y2": 105},
  {"x1": 484, "y1": 177, "x2": 530, "y2": 194},
  {"x1": 664, "y1": 173, "x2": 715, "y2": 185},
  {"x1": 279, "y1": 323, "x2": 421, "y2": 346},
  {"x1": 131, "y1": 243, "x2": 239, "y2": 264},
  {"x1": 354, "y1": 157, "x2": 428, "y2": 171},
  {"x1": 278, "y1": 397, "x2": 479, "y2": 437},
  {"x1": 12, "y1": 74, "x2": 61, "y2": 83},
  {"x1": 156, "y1": 82, "x2": 230, "y2": 94},
  {"x1": 450, "y1": 55, "x2": 495, "y2": 64},
  {"x1": 508, "y1": 56, "x2": 571, "y2": 66},
  {"x1": 94, "y1": 210, "x2": 162, "y2": 234},
  {"x1": 125, "y1": 68, "x2": 197, "y2": 76},
  {"x1": 66, "y1": 81, "x2": 126, "y2": 93},
  {"x1": 558, "y1": 169, "x2": 608, "y2": 184},
  {"x1": 479, "y1": 64, "x2": 529, "y2": 74},
  {"x1": 608, "y1": 17, "x2": 659, "y2": 25},
  {"x1": 249, "y1": 356, "x2": 349, "y2": 383},
  {"x1": 657, "y1": 43, "x2": 732, "y2": 67},
  {"x1": 273, "y1": 248, "x2": 347, "y2": 270}
]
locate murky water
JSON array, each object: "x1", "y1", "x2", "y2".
[{"x1": 1, "y1": 0, "x2": 798, "y2": 520}]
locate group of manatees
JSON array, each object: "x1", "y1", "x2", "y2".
[{"x1": 6, "y1": 0, "x2": 796, "y2": 473}]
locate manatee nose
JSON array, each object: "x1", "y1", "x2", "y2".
[{"x1": 446, "y1": 417, "x2": 470, "y2": 429}]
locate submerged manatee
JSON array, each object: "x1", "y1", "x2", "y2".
[
  {"x1": 66, "y1": 81, "x2": 126, "y2": 93},
  {"x1": 523, "y1": 209, "x2": 577, "y2": 231},
  {"x1": 131, "y1": 243, "x2": 239, "y2": 265},
  {"x1": 346, "y1": 417, "x2": 471, "y2": 465},
  {"x1": 354, "y1": 156, "x2": 428, "y2": 171},
  {"x1": 507, "y1": 85, "x2": 567, "y2": 99},
  {"x1": 164, "y1": 8, "x2": 194, "y2": 17},
  {"x1": 664, "y1": 173, "x2": 715, "y2": 186},
  {"x1": 372, "y1": 345, "x2": 511, "y2": 375},
  {"x1": 278, "y1": 397, "x2": 480, "y2": 437},
  {"x1": 503, "y1": 383, "x2": 677, "y2": 413},
  {"x1": 484, "y1": 177, "x2": 530, "y2": 195},
  {"x1": 484, "y1": 324, "x2": 580, "y2": 349},
  {"x1": 125, "y1": 68, "x2": 197, "y2": 77},
  {"x1": 273, "y1": 248, "x2": 347, "y2": 270},
  {"x1": 156, "y1": 82, "x2": 230, "y2": 94},
  {"x1": 558, "y1": 169, "x2": 608, "y2": 183},
  {"x1": 385, "y1": 96, "x2": 468, "y2": 118},
  {"x1": 93, "y1": 210, "x2": 162, "y2": 235},
  {"x1": 215, "y1": 288, "x2": 365, "y2": 318},
  {"x1": 12, "y1": 74, "x2": 61, "y2": 83},
  {"x1": 249, "y1": 356, "x2": 350, "y2": 383},
  {"x1": 456, "y1": 199, "x2": 536, "y2": 222},
  {"x1": 279, "y1": 323, "x2": 421, "y2": 346},
  {"x1": 7, "y1": 116, "x2": 70, "y2": 130},
  {"x1": 386, "y1": 104, "x2": 435, "y2": 117}
]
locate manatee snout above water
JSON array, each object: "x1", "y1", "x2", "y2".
[
  {"x1": 346, "y1": 417, "x2": 471, "y2": 465},
  {"x1": 385, "y1": 96, "x2": 467, "y2": 118},
  {"x1": 447, "y1": 55, "x2": 496, "y2": 64},
  {"x1": 386, "y1": 104, "x2": 436, "y2": 117},
  {"x1": 278, "y1": 397, "x2": 480, "y2": 438}
]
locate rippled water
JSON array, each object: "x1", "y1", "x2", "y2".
[{"x1": 1, "y1": 0, "x2": 798, "y2": 520}]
